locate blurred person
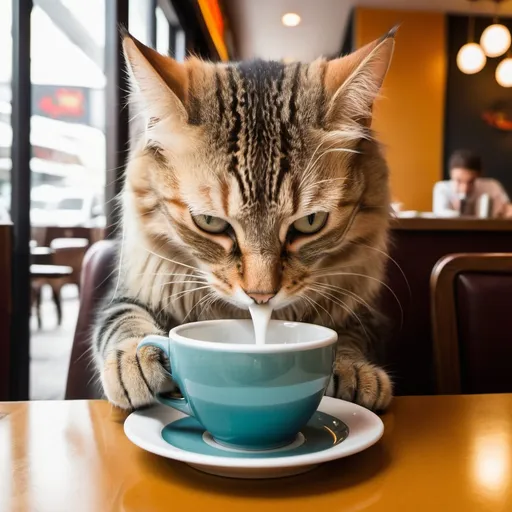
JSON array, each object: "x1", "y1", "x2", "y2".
[{"x1": 433, "y1": 149, "x2": 512, "y2": 218}]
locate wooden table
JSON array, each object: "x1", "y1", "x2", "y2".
[{"x1": 1, "y1": 394, "x2": 512, "y2": 511}]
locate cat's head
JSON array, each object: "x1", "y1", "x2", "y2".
[{"x1": 122, "y1": 30, "x2": 394, "y2": 311}]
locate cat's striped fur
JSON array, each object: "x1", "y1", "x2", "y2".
[{"x1": 93, "y1": 29, "x2": 396, "y2": 411}]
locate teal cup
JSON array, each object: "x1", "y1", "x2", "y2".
[{"x1": 138, "y1": 319, "x2": 337, "y2": 451}]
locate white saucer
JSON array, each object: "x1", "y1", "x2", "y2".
[{"x1": 124, "y1": 396, "x2": 384, "y2": 479}]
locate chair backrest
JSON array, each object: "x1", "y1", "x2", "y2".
[
  {"x1": 51, "y1": 244, "x2": 89, "y2": 288},
  {"x1": 431, "y1": 253, "x2": 512, "y2": 394},
  {"x1": 44, "y1": 227, "x2": 93, "y2": 246},
  {"x1": 65, "y1": 240, "x2": 118, "y2": 400}
]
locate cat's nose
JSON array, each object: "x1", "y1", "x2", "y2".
[{"x1": 246, "y1": 292, "x2": 276, "y2": 305}]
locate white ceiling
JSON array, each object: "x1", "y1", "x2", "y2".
[{"x1": 225, "y1": 0, "x2": 512, "y2": 61}]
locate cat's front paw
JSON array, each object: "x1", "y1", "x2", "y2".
[
  {"x1": 100, "y1": 338, "x2": 170, "y2": 409},
  {"x1": 329, "y1": 359, "x2": 392, "y2": 411}
]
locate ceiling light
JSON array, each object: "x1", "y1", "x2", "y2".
[
  {"x1": 457, "y1": 43, "x2": 487, "y2": 74},
  {"x1": 496, "y1": 57, "x2": 512, "y2": 87},
  {"x1": 282, "y1": 13, "x2": 301, "y2": 27},
  {"x1": 480, "y1": 24, "x2": 511, "y2": 57}
]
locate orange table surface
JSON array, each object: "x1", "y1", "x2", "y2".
[{"x1": 1, "y1": 394, "x2": 512, "y2": 511}]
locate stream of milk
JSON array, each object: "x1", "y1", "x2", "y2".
[{"x1": 248, "y1": 304, "x2": 273, "y2": 345}]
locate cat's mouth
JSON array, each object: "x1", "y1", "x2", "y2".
[
  {"x1": 210, "y1": 283, "x2": 298, "y2": 311},
  {"x1": 205, "y1": 266, "x2": 306, "y2": 311}
]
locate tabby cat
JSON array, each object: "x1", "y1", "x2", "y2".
[{"x1": 93, "y1": 28, "x2": 396, "y2": 411}]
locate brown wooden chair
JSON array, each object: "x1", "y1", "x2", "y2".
[
  {"x1": 50, "y1": 238, "x2": 89, "y2": 291},
  {"x1": 65, "y1": 240, "x2": 117, "y2": 400},
  {"x1": 431, "y1": 253, "x2": 512, "y2": 395},
  {"x1": 29, "y1": 239, "x2": 89, "y2": 328},
  {"x1": 43, "y1": 226, "x2": 92, "y2": 247}
]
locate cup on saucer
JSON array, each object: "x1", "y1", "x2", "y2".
[{"x1": 137, "y1": 319, "x2": 337, "y2": 451}]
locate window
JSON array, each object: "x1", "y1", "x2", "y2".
[
  {"x1": 0, "y1": 1, "x2": 12, "y2": 218},
  {"x1": 175, "y1": 29, "x2": 186, "y2": 61},
  {"x1": 30, "y1": 1, "x2": 107, "y2": 401},
  {"x1": 156, "y1": 6, "x2": 170, "y2": 55},
  {"x1": 129, "y1": 0, "x2": 153, "y2": 46},
  {"x1": 31, "y1": 1, "x2": 106, "y2": 229}
]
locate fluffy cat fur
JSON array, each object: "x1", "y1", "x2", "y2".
[{"x1": 92, "y1": 29, "x2": 396, "y2": 411}]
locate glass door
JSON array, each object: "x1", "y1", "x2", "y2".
[{"x1": 30, "y1": 0, "x2": 106, "y2": 400}]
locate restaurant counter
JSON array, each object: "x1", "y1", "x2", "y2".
[
  {"x1": 392, "y1": 217, "x2": 512, "y2": 231},
  {"x1": 382, "y1": 217, "x2": 512, "y2": 396}
]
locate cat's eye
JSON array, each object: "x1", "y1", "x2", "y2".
[
  {"x1": 192, "y1": 214, "x2": 229, "y2": 234},
  {"x1": 292, "y1": 212, "x2": 329, "y2": 235}
]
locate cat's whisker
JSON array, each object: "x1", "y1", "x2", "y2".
[
  {"x1": 309, "y1": 177, "x2": 351, "y2": 186},
  {"x1": 299, "y1": 138, "x2": 332, "y2": 187},
  {"x1": 300, "y1": 146, "x2": 360, "y2": 190},
  {"x1": 135, "y1": 271, "x2": 207, "y2": 280},
  {"x1": 183, "y1": 291, "x2": 214, "y2": 323},
  {"x1": 349, "y1": 240, "x2": 412, "y2": 298},
  {"x1": 156, "y1": 285, "x2": 211, "y2": 317},
  {"x1": 323, "y1": 127, "x2": 372, "y2": 145},
  {"x1": 195, "y1": 292, "x2": 215, "y2": 320},
  {"x1": 310, "y1": 254, "x2": 374, "y2": 275},
  {"x1": 201, "y1": 294, "x2": 220, "y2": 320},
  {"x1": 313, "y1": 146, "x2": 360, "y2": 165},
  {"x1": 302, "y1": 292, "x2": 335, "y2": 327},
  {"x1": 299, "y1": 177, "x2": 356, "y2": 206},
  {"x1": 300, "y1": 138, "x2": 345, "y2": 188},
  {"x1": 170, "y1": 285, "x2": 212, "y2": 302},
  {"x1": 309, "y1": 285, "x2": 370, "y2": 342},
  {"x1": 313, "y1": 271, "x2": 404, "y2": 329},
  {"x1": 144, "y1": 248, "x2": 208, "y2": 275},
  {"x1": 300, "y1": 293, "x2": 322, "y2": 323},
  {"x1": 201, "y1": 291, "x2": 221, "y2": 320},
  {"x1": 312, "y1": 282, "x2": 375, "y2": 313},
  {"x1": 160, "y1": 280, "x2": 209, "y2": 288},
  {"x1": 94, "y1": 265, "x2": 124, "y2": 295}
]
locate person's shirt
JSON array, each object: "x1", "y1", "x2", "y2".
[{"x1": 433, "y1": 178, "x2": 510, "y2": 218}]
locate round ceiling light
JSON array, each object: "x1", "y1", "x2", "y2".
[
  {"x1": 282, "y1": 13, "x2": 301, "y2": 27},
  {"x1": 457, "y1": 42, "x2": 487, "y2": 74},
  {"x1": 496, "y1": 57, "x2": 512, "y2": 87},
  {"x1": 480, "y1": 23, "x2": 512, "y2": 57}
]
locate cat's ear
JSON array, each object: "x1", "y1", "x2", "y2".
[
  {"x1": 122, "y1": 31, "x2": 188, "y2": 123},
  {"x1": 324, "y1": 26, "x2": 397, "y2": 130}
]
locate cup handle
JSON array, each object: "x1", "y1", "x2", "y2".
[{"x1": 137, "y1": 335, "x2": 193, "y2": 417}]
